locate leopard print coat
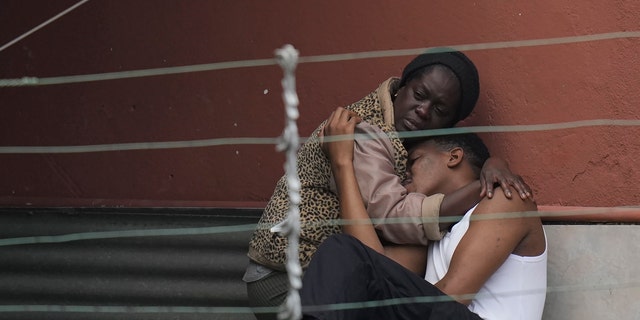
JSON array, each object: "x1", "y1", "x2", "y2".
[{"x1": 247, "y1": 78, "x2": 408, "y2": 271}]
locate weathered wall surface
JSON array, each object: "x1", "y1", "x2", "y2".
[
  {"x1": 1, "y1": 1, "x2": 639, "y2": 208},
  {"x1": 543, "y1": 224, "x2": 640, "y2": 319}
]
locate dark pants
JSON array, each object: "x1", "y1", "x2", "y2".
[
  {"x1": 246, "y1": 270, "x2": 289, "y2": 320},
  {"x1": 300, "y1": 234, "x2": 483, "y2": 320}
]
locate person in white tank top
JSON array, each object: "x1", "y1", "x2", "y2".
[
  {"x1": 425, "y1": 205, "x2": 547, "y2": 320},
  {"x1": 301, "y1": 108, "x2": 547, "y2": 320}
]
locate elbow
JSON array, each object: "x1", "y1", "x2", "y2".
[{"x1": 435, "y1": 281, "x2": 473, "y2": 306}]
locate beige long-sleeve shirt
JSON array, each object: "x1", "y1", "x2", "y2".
[
  {"x1": 336, "y1": 121, "x2": 444, "y2": 244},
  {"x1": 248, "y1": 78, "x2": 443, "y2": 270}
]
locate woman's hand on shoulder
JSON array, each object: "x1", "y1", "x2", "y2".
[
  {"x1": 320, "y1": 107, "x2": 362, "y2": 166},
  {"x1": 479, "y1": 157, "x2": 534, "y2": 201}
]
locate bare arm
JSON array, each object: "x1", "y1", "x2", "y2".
[
  {"x1": 384, "y1": 245, "x2": 428, "y2": 276},
  {"x1": 434, "y1": 188, "x2": 538, "y2": 305},
  {"x1": 439, "y1": 180, "x2": 482, "y2": 230}
]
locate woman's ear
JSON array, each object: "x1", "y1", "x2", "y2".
[{"x1": 447, "y1": 147, "x2": 464, "y2": 168}]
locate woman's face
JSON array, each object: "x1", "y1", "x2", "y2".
[{"x1": 393, "y1": 65, "x2": 461, "y2": 132}]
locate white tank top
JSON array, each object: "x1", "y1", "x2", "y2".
[{"x1": 425, "y1": 205, "x2": 547, "y2": 320}]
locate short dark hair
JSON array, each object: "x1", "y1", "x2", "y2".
[{"x1": 406, "y1": 133, "x2": 490, "y2": 177}]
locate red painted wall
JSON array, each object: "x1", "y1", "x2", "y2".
[{"x1": 1, "y1": 0, "x2": 639, "y2": 208}]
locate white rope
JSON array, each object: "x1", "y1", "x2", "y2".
[
  {"x1": 1, "y1": 119, "x2": 639, "y2": 154},
  {"x1": 270, "y1": 44, "x2": 303, "y2": 320},
  {"x1": 0, "y1": 0, "x2": 91, "y2": 53}
]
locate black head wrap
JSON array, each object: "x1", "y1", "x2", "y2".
[{"x1": 399, "y1": 48, "x2": 480, "y2": 124}]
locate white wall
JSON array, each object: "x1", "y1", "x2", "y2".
[{"x1": 543, "y1": 225, "x2": 640, "y2": 319}]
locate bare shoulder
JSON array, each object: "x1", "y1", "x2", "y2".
[
  {"x1": 475, "y1": 187, "x2": 537, "y2": 216},
  {"x1": 473, "y1": 187, "x2": 544, "y2": 256}
]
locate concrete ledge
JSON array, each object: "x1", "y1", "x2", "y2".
[
  {"x1": 542, "y1": 224, "x2": 640, "y2": 319},
  {"x1": 539, "y1": 205, "x2": 640, "y2": 223}
]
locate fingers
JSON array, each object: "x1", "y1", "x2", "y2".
[
  {"x1": 479, "y1": 170, "x2": 501, "y2": 199},
  {"x1": 320, "y1": 111, "x2": 335, "y2": 140},
  {"x1": 511, "y1": 176, "x2": 534, "y2": 201},
  {"x1": 326, "y1": 110, "x2": 338, "y2": 129},
  {"x1": 483, "y1": 174, "x2": 511, "y2": 199},
  {"x1": 499, "y1": 175, "x2": 534, "y2": 201},
  {"x1": 479, "y1": 174, "x2": 488, "y2": 198},
  {"x1": 480, "y1": 168, "x2": 535, "y2": 201},
  {"x1": 325, "y1": 107, "x2": 361, "y2": 136},
  {"x1": 335, "y1": 107, "x2": 361, "y2": 125},
  {"x1": 487, "y1": 180, "x2": 498, "y2": 199},
  {"x1": 499, "y1": 179, "x2": 513, "y2": 199},
  {"x1": 321, "y1": 107, "x2": 362, "y2": 153},
  {"x1": 496, "y1": 175, "x2": 534, "y2": 201},
  {"x1": 321, "y1": 108, "x2": 360, "y2": 165}
]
